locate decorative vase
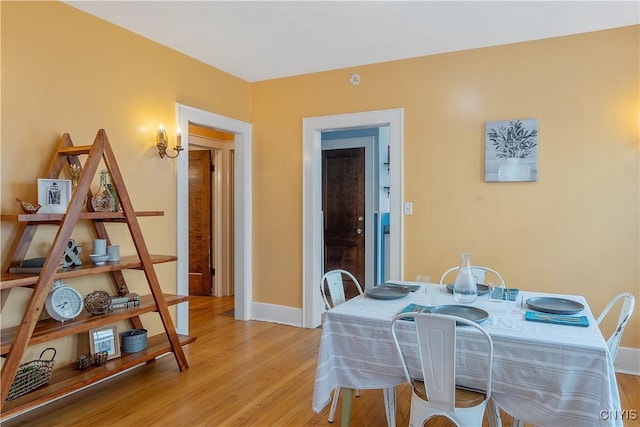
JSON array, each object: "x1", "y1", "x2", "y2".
[
  {"x1": 498, "y1": 157, "x2": 531, "y2": 182},
  {"x1": 91, "y1": 170, "x2": 116, "y2": 212},
  {"x1": 453, "y1": 252, "x2": 477, "y2": 303}
]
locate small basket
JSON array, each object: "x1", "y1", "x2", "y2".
[
  {"x1": 84, "y1": 291, "x2": 112, "y2": 315},
  {"x1": 6, "y1": 348, "x2": 56, "y2": 401}
]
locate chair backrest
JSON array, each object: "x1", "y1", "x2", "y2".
[
  {"x1": 439, "y1": 266, "x2": 505, "y2": 287},
  {"x1": 596, "y1": 292, "x2": 635, "y2": 360},
  {"x1": 391, "y1": 312, "x2": 493, "y2": 413},
  {"x1": 320, "y1": 269, "x2": 363, "y2": 309}
]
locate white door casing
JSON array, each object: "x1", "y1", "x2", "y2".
[
  {"x1": 303, "y1": 108, "x2": 404, "y2": 328},
  {"x1": 176, "y1": 103, "x2": 252, "y2": 333}
]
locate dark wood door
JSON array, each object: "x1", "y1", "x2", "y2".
[
  {"x1": 188, "y1": 150, "x2": 212, "y2": 295},
  {"x1": 322, "y1": 148, "x2": 366, "y2": 295}
]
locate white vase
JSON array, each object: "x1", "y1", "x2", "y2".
[{"x1": 498, "y1": 157, "x2": 531, "y2": 181}]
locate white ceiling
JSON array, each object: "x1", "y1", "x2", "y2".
[{"x1": 64, "y1": 1, "x2": 639, "y2": 82}]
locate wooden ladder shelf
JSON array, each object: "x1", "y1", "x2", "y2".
[{"x1": 0, "y1": 130, "x2": 193, "y2": 418}]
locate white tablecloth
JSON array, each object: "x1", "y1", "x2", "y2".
[{"x1": 312, "y1": 285, "x2": 622, "y2": 427}]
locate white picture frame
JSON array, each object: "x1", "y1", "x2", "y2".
[
  {"x1": 89, "y1": 325, "x2": 121, "y2": 360},
  {"x1": 37, "y1": 178, "x2": 72, "y2": 213}
]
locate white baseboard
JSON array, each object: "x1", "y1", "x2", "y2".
[
  {"x1": 614, "y1": 347, "x2": 640, "y2": 375},
  {"x1": 251, "y1": 302, "x2": 303, "y2": 327}
]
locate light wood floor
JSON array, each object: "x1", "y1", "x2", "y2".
[{"x1": 3, "y1": 296, "x2": 639, "y2": 426}]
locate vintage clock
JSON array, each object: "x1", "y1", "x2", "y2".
[{"x1": 45, "y1": 280, "x2": 84, "y2": 322}]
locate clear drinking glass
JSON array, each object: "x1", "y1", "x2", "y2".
[
  {"x1": 488, "y1": 282, "x2": 504, "y2": 303},
  {"x1": 417, "y1": 274, "x2": 433, "y2": 305}
]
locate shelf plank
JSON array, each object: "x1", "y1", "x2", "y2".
[
  {"x1": 1, "y1": 334, "x2": 196, "y2": 418},
  {"x1": 0, "y1": 294, "x2": 188, "y2": 354},
  {"x1": 0, "y1": 255, "x2": 177, "y2": 290},
  {"x1": 0, "y1": 211, "x2": 164, "y2": 222}
]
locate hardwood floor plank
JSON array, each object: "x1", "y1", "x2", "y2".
[{"x1": 2, "y1": 296, "x2": 637, "y2": 426}]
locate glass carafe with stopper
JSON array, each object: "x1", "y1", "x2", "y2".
[{"x1": 453, "y1": 252, "x2": 477, "y2": 303}]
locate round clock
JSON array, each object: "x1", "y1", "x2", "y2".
[{"x1": 45, "y1": 280, "x2": 84, "y2": 322}]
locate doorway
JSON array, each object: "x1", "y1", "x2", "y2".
[
  {"x1": 188, "y1": 130, "x2": 235, "y2": 298},
  {"x1": 302, "y1": 108, "x2": 404, "y2": 328},
  {"x1": 176, "y1": 104, "x2": 252, "y2": 334}
]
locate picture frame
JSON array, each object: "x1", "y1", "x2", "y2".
[
  {"x1": 89, "y1": 325, "x2": 120, "y2": 360},
  {"x1": 485, "y1": 118, "x2": 538, "y2": 182},
  {"x1": 37, "y1": 178, "x2": 72, "y2": 213}
]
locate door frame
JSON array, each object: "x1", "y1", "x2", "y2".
[
  {"x1": 176, "y1": 103, "x2": 252, "y2": 333},
  {"x1": 302, "y1": 108, "x2": 404, "y2": 328}
]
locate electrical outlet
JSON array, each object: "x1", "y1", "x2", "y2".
[{"x1": 404, "y1": 202, "x2": 413, "y2": 215}]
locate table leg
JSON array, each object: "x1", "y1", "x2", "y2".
[{"x1": 341, "y1": 387, "x2": 353, "y2": 426}]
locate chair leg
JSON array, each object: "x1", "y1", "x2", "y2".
[
  {"x1": 383, "y1": 386, "x2": 396, "y2": 427},
  {"x1": 328, "y1": 387, "x2": 342, "y2": 423},
  {"x1": 487, "y1": 398, "x2": 503, "y2": 427}
]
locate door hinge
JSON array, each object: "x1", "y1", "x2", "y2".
[
  {"x1": 211, "y1": 267, "x2": 215, "y2": 276},
  {"x1": 210, "y1": 163, "x2": 215, "y2": 172}
]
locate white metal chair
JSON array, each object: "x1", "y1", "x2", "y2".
[
  {"x1": 320, "y1": 269, "x2": 363, "y2": 311},
  {"x1": 320, "y1": 270, "x2": 396, "y2": 425},
  {"x1": 439, "y1": 265, "x2": 505, "y2": 287},
  {"x1": 596, "y1": 292, "x2": 635, "y2": 361},
  {"x1": 391, "y1": 312, "x2": 494, "y2": 427}
]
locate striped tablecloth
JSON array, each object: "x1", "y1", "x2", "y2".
[{"x1": 312, "y1": 285, "x2": 622, "y2": 427}]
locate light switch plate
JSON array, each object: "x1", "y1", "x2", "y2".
[{"x1": 404, "y1": 202, "x2": 413, "y2": 215}]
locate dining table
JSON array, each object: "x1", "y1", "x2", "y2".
[{"x1": 312, "y1": 282, "x2": 622, "y2": 427}]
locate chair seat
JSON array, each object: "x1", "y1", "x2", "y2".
[{"x1": 412, "y1": 379, "x2": 486, "y2": 408}]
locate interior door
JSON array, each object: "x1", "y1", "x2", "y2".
[
  {"x1": 322, "y1": 147, "x2": 366, "y2": 296},
  {"x1": 188, "y1": 149, "x2": 213, "y2": 295}
]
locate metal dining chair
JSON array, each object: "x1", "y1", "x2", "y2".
[
  {"x1": 596, "y1": 292, "x2": 635, "y2": 361},
  {"x1": 320, "y1": 270, "x2": 358, "y2": 423},
  {"x1": 391, "y1": 312, "x2": 494, "y2": 427},
  {"x1": 439, "y1": 265, "x2": 506, "y2": 287}
]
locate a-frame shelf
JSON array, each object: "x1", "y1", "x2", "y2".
[{"x1": 0, "y1": 129, "x2": 194, "y2": 418}]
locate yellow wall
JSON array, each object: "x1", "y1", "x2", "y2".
[
  {"x1": 0, "y1": 1, "x2": 250, "y2": 363},
  {"x1": 1, "y1": 0, "x2": 638, "y2": 366},
  {"x1": 251, "y1": 26, "x2": 639, "y2": 348}
]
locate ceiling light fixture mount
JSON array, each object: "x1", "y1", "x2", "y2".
[{"x1": 156, "y1": 124, "x2": 183, "y2": 159}]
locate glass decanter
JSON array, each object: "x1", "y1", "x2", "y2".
[
  {"x1": 91, "y1": 169, "x2": 116, "y2": 212},
  {"x1": 453, "y1": 252, "x2": 477, "y2": 303}
]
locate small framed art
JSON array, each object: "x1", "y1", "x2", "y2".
[
  {"x1": 89, "y1": 325, "x2": 121, "y2": 360},
  {"x1": 37, "y1": 178, "x2": 72, "y2": 213},
  {"x1": 485, "y1": 118, "x2": 538, "y2": 182}
]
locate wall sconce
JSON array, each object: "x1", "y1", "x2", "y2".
[{"x1": 156, "y1": 124, "x2": 183, "y2": 158}]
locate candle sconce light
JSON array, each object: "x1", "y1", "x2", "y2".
[{"x1": 156, "y1": 124, "x2": 183, "y2": 158}]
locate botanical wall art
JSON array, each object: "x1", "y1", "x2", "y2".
[{"x1": 485, "y1": 118, "x2": 538, "y2": 182}]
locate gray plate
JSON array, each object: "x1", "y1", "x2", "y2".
[
  {"x1": 526, "y1": 297, "x2": 584, "y2": 315},
  {"x1": 364, "y1": 286, "x2": 410, "y2": 300},
  {"x1": 429, "y1": 305, "x2": 489, "y2": 323},
  {"x1": 446, "y1": 283, "x2": 490, "y2": 296},
  {"x1": 383, "y1": 281, "x2": 421, "y2": 292}
]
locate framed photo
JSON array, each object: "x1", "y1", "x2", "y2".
[
  {"x1": 37, "y1": 178, "x2": 72, "y2": 213},
  {"x1": 89, "y1": 325, "x2": 120, "y2": 360}
]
